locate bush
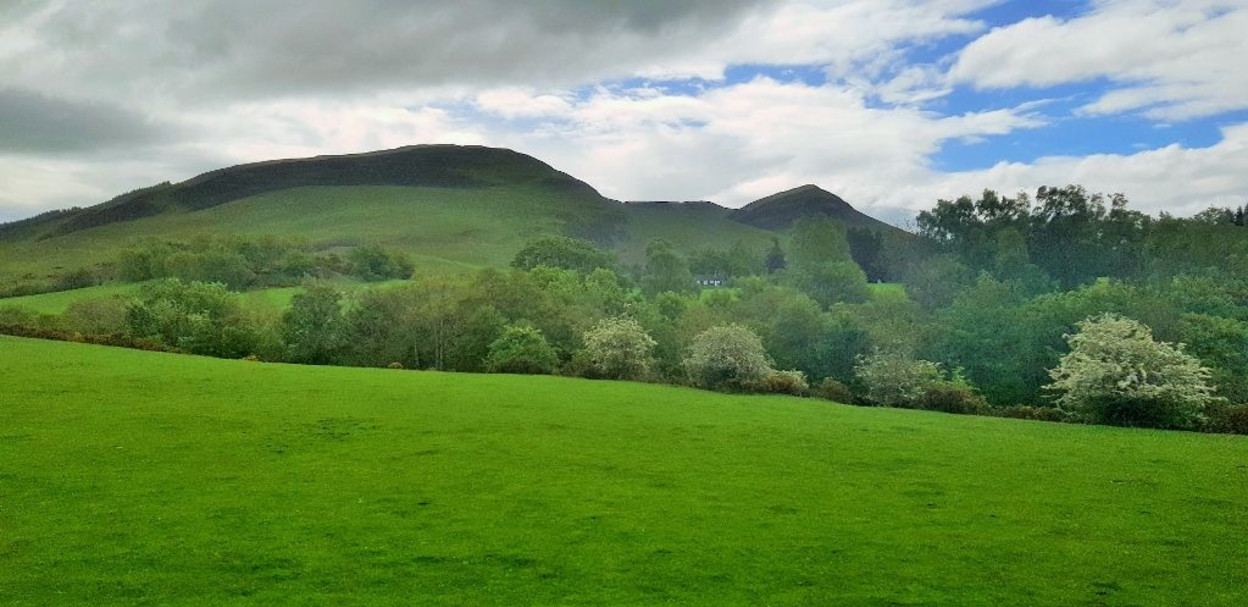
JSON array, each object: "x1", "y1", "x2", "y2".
[
  {"x1": 917, "y1": 382, "x2": 989, "y2": 415},
  {"x1": 61, "y1": 297, "x2": 131, "y2": 336},
  {"x1": 580, "y1": 317, "x2": 657, "y2": 380},
  {"x1": 854, "y1": 350, "x2": 943, "y2": 407},
  {"x1": 684, "y1": 324, "x2": 774, "y2": 390},
  {"x1": 1202, "y1": 402, "x2": 1248, "y2": 435},
  {"x1": 813, "y1": 378, "x2": 855, "y2": 403},
  {"x1": 348, "y1": 243, "x2": 415, "y2": 281},
  {"x1": 743, "y1": 370, "x2": 810, "y2": 396},
  {"x1": 1046, "y1": 314, "x2": 1216, "y2": 429},
  {"x1": 995, "y1": 405, "x2": 1072, "y2": 423},
  {"x1": 0, "y1": 323, "x2": 174, "y2": 352},
  {"x1": 486, "y1": 324, "x2": 559, "y2": 375},
  {"x1": 57, "y1": 267, "x2": 100, "y2": 290},
  {"x1": 126, "y1": 279, "x2": 255, "y2": 357}
]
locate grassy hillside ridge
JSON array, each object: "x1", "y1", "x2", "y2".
[
  {"x1": 3, "y1": 145, "x2": 614, "y2": 240},
  {"x1": 1, "y1": 336, "x2": 1244, "y2": 605},
  {"x1": 0, "y1": 145, "x2": 917, "y2": 291}
]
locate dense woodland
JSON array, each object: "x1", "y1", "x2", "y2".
[{"x1": 3, "y1": 184, "x2": 1247, "y2": 434}]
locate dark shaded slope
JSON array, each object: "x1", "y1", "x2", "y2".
[
  {"x1": 12, "y1": 145, "x2": 612, "y2": 239},
  {"x1": 730, "y1": 184, "x2": 910, "y2": 237}
]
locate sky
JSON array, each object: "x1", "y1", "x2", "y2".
[{"x1": 1, "y1": 0, "x2": 1246, "y2": 226}]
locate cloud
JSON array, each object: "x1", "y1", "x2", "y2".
[
  {"x1": 881, "y1": 122, "x2": 1248, "y2": 218},
  {"x1": 0, "y1": 0, "x2": 1244, "y2": 226},
  {"x1": 0, "y1": 88, "x2": 167, "y2": 153},
  {"x1": 476, "y1": 77, "x2": 1045, "y2": 206},
  {"x1": 951, "y1": 0, "x2": 1248, "y2": 120}
]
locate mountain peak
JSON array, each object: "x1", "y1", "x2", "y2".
[{"x1": 729, "y1": 184, "x2": 900, "y2": 234}]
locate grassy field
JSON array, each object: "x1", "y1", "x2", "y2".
[{"x1": 1, "y1": 337, "x2": 1245, "y2": 605}]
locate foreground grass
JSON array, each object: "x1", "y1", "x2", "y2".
[{"x1": 1, "y1": 337, "x2": 1245, "y2": 605}]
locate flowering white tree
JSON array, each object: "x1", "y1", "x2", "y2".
[
  {"x1": 581, "y1": 317, "x2": 657, "y2": 380},
  {"x1": 684, "y1": 324, "x2": 774, "y2": 390},
  {"x1": 1046, "y1": 314, "x2": 1216, "y2": 429}
]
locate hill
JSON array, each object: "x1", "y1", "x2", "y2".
[
  {"x1": 731, "y1": 184, "x2": 910, "y2": 236},
  {"x1": 2, "y1": 336, "x2": 1245, "y2": 605},
  {"x1": 0, "y1": 145, "x2": 912, "y2": 293}
]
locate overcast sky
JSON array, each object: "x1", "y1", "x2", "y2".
[{"x1": 1, "y1": 0, "x2": 1246, "y2": 224}]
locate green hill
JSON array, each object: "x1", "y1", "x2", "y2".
[
  {"x1": 0, "y1": 145, "x2": 919, "y2": 297},
  {"x1": 1, "y1": 336, "x2": 1245, "y2": 605},
  {"x1": 731, "y1": 184, "x2": 910, "y2": 237}
]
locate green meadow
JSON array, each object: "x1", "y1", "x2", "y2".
[{"x1": 1, "y1": 336, "x2": 1245, "y2": 606}]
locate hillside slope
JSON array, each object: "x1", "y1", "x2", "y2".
[
  {"x1": 0, "y1": 146, "x2": 911, "y2": 289},
  {"x1": 2, "y1": 336, "x2": 1245, "y2": 605}
]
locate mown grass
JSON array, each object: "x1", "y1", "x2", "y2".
[{"x1": 1, "y1": 337, "x2": 1245, "y2": 605}]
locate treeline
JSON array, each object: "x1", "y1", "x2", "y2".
[
  {"x1": 117, "y1": 235, "x2": 414, "y2": 288},
  {"x1": 2, "y1": 236, "x2": 415, "y2": 298}
]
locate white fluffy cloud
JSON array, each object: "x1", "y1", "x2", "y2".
[{"x1": 952, "y1": 0, "x2": 1248, "y2": 120}]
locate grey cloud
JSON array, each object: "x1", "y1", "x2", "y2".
[
  {"x1": 3, "y1": 0, "x2": 782, "y2": 103},
  {"x1": 0, "y1": 88, "x2": 167, "y2": 153}
]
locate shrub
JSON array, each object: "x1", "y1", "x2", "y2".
[
  {"x1": 684, "y1": 324, "x2": 774, "y2": 390},
  {"x1": 1046, "y1": 314, "x2": 1216, "y2": 429},
  {"x1": 917, "y1": 382, "x2": 989, "y2": 415},
  {"x1": 1203, "y1": 402, "x2": 1248, "y2": 435},
  {"x1": 813, "y1": 378, "x2": 855, "y2": 403},
  {"x1": 743, "y1": 370, "x2": 810, "y2": 396},
  {"x1": 348, "y1": 243, "x2": 415, "y2": 281},
  {"x1": 580, "y1": 317, "x2": 657, "y2": 380},
  {"x1": 126, "y1": 279, "x2": 255, "y2": 358},
  {"x1": 61, "y1": 297, "x2": 131, "y2": 336},
  {"x1": 995, "y1": 405, "x2": 1072, "y2": 423},
  {"x1": 57, "y1": 267, "x2": 100, "y2": 290},
  {"x1": 854, "y1": 350, "x2": 943, "y2": 407},
  {"x1": 486, "y1": 324, "x2": 559, "y2": 375}
]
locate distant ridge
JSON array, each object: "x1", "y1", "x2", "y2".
[
  {"x1": 14, "y1": 145, "x2": 610, "y2": 238},
  {"x1": 730, "y1": 184, "x2": 906, "y2": 235}
]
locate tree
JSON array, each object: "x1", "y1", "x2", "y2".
[
  {"x1": 1046, "y1": 314, "x2": 1216, "y2": 429},
  {"x1": 765, "y1": 238, "x2": 787, "y2": 274},
  {"x1": 348, "y1": 243, "x2": 415, "y2": 281},
  {"x1": 282, "y1": 282, "x2": 345, "y2": 364},
  {"x1": 684, "y1": 324, "x2": 774, "y2": 390},
  {"x1": 641, "y1": 239, "x2": 695, "y2": 297},
  {"x1": 511, "y1": 236, "x2": 616, "y2": 274},
  {"x1": 485, "y1": 324, "x2": 559, "y2": 374},
  {"x1": 847, "y1": 228, "x2": 887, "y2": 282},
  {"x1": 126, "y1": 279, "x2": 254, "y2": 357},
  {"x1": 854, "y1": 349, "x2": 943, "y2": 407},
  {"x1": 786, "y1": 217, "x2": 869, "y2": 306},
  {"x1": 580, "y1": 317, "x2": 657, "y2": 380}
]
